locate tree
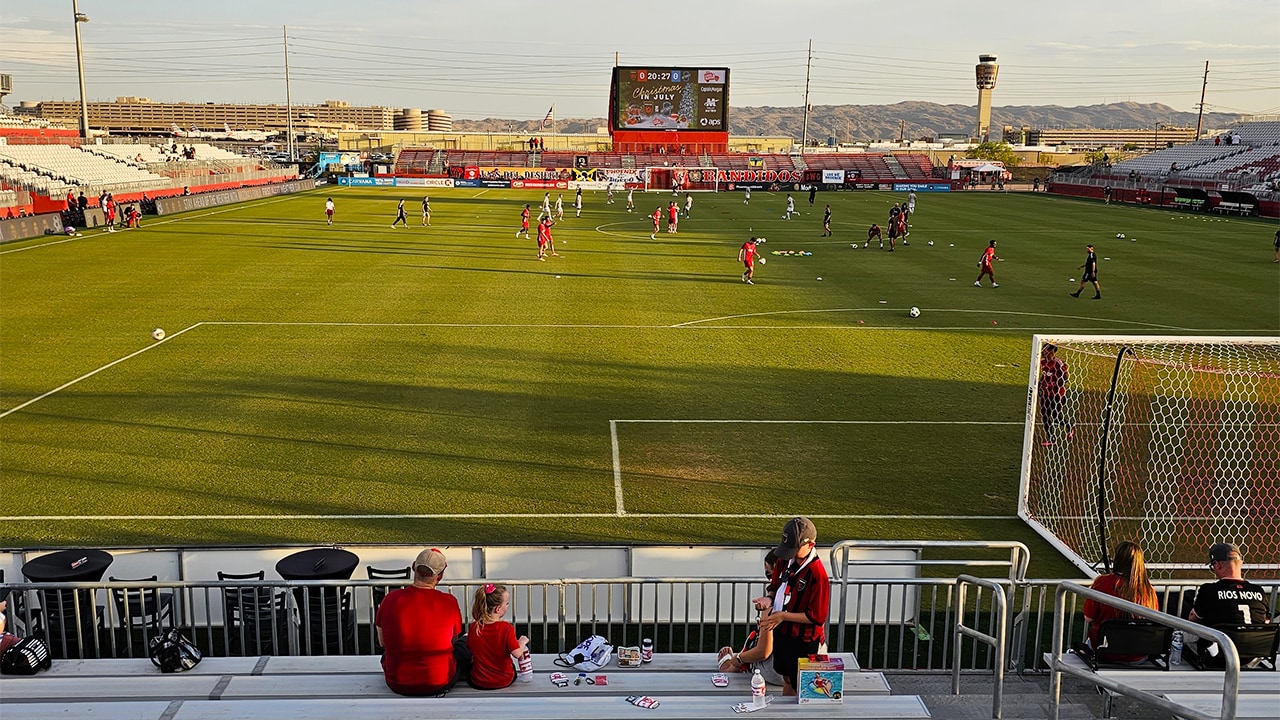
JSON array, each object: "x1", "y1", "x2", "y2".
[{"x1": 965, "y1": 141, "x2": 1020, "y2": 167}]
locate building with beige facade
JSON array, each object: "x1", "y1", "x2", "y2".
[{"x1": 14, "y1": 98, "x2": 399, "y2": 134}]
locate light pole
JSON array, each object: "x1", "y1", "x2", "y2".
[{"x1": 72, "y1": 0, "x2": 90, "y2": 140}]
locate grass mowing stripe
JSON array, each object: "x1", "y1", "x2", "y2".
[{"x1": 1, "y1": 512, "x2": 1018, "y2": 521}]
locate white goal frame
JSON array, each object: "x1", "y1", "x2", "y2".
[{"x1": 1017, "y1": 334, "x2": 1280, "y2": 579}]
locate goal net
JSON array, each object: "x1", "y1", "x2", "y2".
[
  {"x1": 643, "y1": 167, "x2": 720, "y2": 193},
  {"x1": 1017, "y1": 335, "x2": 1280, "y2": 579}
]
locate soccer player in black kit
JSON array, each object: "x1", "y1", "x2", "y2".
[{"x1": 1071, "y1": 244, "x2": 1101, "y2": 299}]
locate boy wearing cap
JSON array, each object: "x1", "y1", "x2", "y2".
[
  {"x1": 755, "y1": 517, "x2": 830, "y2": 696},
  {"x1": 376, "y1": 548, "x2": 466, "y2": 696},
  {"x1": 1189, "y1": 543, "x2": 1271, "y2": 628}
]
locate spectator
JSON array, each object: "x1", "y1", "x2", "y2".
[
  {"x1": 755, "y1": 517, "x2": 830, "y2": 696},
  {"x1": 465, "y1": 583, "x2": 529, "y2": 690},
  {"x1": 1082, "y1": 541, "x2": 1158, "y2": 661},
  {"x1": 0, "y1": 588, "x2": 21, "y2": 657},
  {"x1": 375, "y1": 548, "x2": 467, "y2": 696},
  {"x1": 1190, "y1": 543, "x2": 1271, "y2": 627},
  {"x1": 718, "y1": 551, "x2": 786, "y2": 686}
]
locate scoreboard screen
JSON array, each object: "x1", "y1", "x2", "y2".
[{"x1": 610, "y1": 67, "x2": 729, "y2": 132}]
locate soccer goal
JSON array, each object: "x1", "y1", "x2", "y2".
[
  {"x1": 643, "y1": 167, "x2": 720, "y2": 193},
  {"x1": 1017, "y1": 335, "x2": 1280, "y2": 579}
]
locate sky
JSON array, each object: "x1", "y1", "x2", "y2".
[{"x1": 2, "y1": 0, "x2": 1278, "y2": 121}]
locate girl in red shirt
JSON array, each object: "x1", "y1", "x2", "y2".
[
  {"x1": 466, "y1": 584, "x2": 528, "y2": 689},
  {"x1": 1083, "y1": 541, "x2": 1159, "y2": 660}
]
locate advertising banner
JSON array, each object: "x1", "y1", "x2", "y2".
[
  {"x1": 338, "y1": 177, "x2": 376, "y2": 186},
  {"x1": 0, "y1": 214, "x2": 64, "y2": 244},
  {"x1": 395, "y1": 177, "x2": 455, "y2": 188},
  {"x1": 612, "y1": 67, "x2": 728, "y2": 132},
  {"x1": 155, "y1": 179, "x2": 316, "y2": 215},
  {"x1": 478, "y1": 179, "x2": 512, "y2": 189},
  {"x1": 470, "y1": 166, "x2": 576, "y2": 182},
  {"x1": 453, "y1": 179, "x2": 481, "y2": 188},
  {"x1": 511, "y1": 179, "x2": 569, "y2": 190},
  {"x1": 822, "y1": 170, "x2": 845, "y2": 184},
  {"x1": 892, "y1": 183, "x2": 951, "y2": 192},
  {"x1": 712, "y1": 169, "x2": 804, "y2": 184}
]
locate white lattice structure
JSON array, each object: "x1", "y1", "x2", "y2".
[{"x1": 1017, "y1": 335, "x2": 1280, "y2": 579}]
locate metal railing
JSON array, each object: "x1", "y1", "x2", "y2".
[
  {"x1": 953, "y1": 575, "x2": 1008, "y2": 719},
  {"x1": 1048, "y1": 582, "x2": 1242, "y2": 720}
]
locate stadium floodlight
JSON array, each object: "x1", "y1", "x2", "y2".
[{"x1": 73, "y1": 0, "x2": 91, "y2": 140}]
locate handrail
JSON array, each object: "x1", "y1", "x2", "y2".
[
  {"x1": 952, "y1": 574, "x2": 1008, "y2": 720},
  {"x1": 1049, "y1": 582, "x2": 1241, "y2": 720},
  {"x1": 828, "y1": 540, "x2": 1030, "y2": 583}
]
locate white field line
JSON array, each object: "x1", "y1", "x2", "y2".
[
  {"x1": 671, "y1": 308, "x2": 1189, "y2": 330},
  {"x1": 2, "y1": 512, "x2": 1018, "y2": 522},
  {"x1": 610, "y1": 420, "x2": 625, "y2": 515},
  {"x1": 0, "y1": 322, "x2": 204, "y2": 420},
  {"x1": 615, "y1": 419, "x2": 1022, "y2": 425}
]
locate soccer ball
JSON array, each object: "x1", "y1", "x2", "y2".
[
  {"x1": 927, "y1": 240, "x2": 934, "y2": 246},
  {"x1": 759, "y1": 257, "x2": 766, "y2": 265},
  {"x1": 152, "y1": 328, "x2": 165, "y2": 341},
  {"x1": 864, "y1": 242, "x2": 869, "y2": 248},
  {"x1": 1116, "y1": 233, "x2": 1125, "y2": 239},
  {"x1": 909, "y1": 307, "x2": 921, "y2": 318}
]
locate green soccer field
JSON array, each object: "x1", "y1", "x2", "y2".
[{"x1": 1, "y1": 187, "x2": 1276, "y2": 575}]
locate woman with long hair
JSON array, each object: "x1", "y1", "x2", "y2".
[{"x1": 1083, "y1": 541, "x2": 1159, "y2": 656}]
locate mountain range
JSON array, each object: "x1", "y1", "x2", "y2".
[{"x1": 453, "y1": 102, "x2": 1244, "y2": 142}]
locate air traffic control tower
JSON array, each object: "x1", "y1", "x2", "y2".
[{"x1": 975, "y1": 54, "x2": 999, "y2": 142}]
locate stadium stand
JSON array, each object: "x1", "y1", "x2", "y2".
[{"x1": 0, "y1": 144, "x2": 175, "y2": 196}]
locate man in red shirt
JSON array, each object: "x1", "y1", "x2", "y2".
[
  {"x1": 1038, "y1": 344, "x2": 1069, "y2": 446},
  {"x1": 650, "y1": 207, "x2": 662, "y2": 240},
  {"x1": 667, "y1": 201, "x2": 679, "y2": 234},
  {"x1": 517, "y1": 204, "x2": 531, "y2": 239},
  {"x1": 738, "y1": 237, "x2": 760, "y2": 285},
  {"x1": 866, "y1": 223, "x2": 882, "y2": 249},
  {"x1": 974, "y1": 240, "x2": 999, "y2": 288},
  {"x1": 756, "y1": 517, "x2": 829, "y2": 696},
  {"x1": 376, "y1": 548, "x2": 465, "y2": 696}
]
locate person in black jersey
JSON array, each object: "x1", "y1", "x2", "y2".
[{"x1": 1071, "y1": 244, "x2": 1101, "y2": 299}]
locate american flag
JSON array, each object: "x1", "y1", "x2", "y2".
[{"x1": 541, "y1": 105, "x2": 555, "y2": 129}]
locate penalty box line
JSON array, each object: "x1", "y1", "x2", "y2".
[
  {"x1": 610, "y1": 419, "x2": 1022, "y2": 517},
  {"x1": 3, "y1": 511, "x2": 1019, "y2": 522}
]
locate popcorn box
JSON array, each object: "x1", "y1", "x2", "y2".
[{"x1": 797, "y1": 655, "x2": 844, "y2": 704}]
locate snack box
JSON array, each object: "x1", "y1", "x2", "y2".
[
  {"x1": 617, "y1": 646, "x2": 642, "y2": 668},
  {"x1": 797, "y1": 655, "x2": 844, "y2": 704}
]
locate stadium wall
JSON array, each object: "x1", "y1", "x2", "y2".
[
  {"x1": 0, "y1": 212, "x2": 64, "y2": 243},
  {"x1": 154, "y1": 179, "x2": 316, "y2": 215}
]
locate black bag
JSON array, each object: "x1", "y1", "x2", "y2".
[
  {"x1": 149, "y1": 629, "x2": 203, "y2": 673},
  {"x1": 1, "y1": 637, "x2": 53, "y2": 675}
]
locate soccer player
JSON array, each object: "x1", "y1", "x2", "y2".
[
  {"x1": 897, "y1": 204, "x2": 910, "y2": 245},
  {"x1": 1273, "y1": 228, "x2": 1279, "y2": 262},
  {"x1": 667, "y1": 201, "x2": 679, "y2": 234},
  {"x1": 866, "y1": 223, "x2": 882, "y2": 249},
  {"x1": 574, "y1": 187, "x2": 583, "y2": 218},
  {"x1": 974, "y1": 240, "x2": 999, "y2": 287},
  {"x1": 1103, "y1": 185, "x2": 1112, "y2": 205},
  {"x1": 1071, "y1": 244, "x2": 1101, "y2": 299},
  {"x1": 391, "y1": 199, "x2": 408, "y2": 228},
  {"x1": 606, "y1": 183, "x2": 615, "y2": 204},
  {"x1": 325, "y1": 197, "x2": 334, "y2": 225},
  {"x1": 784, "y1": 194, "x2": 795, "y2": 220},
  {"x1": 554, "y1": 194, "x2": 564, "y2": 221},
  {"x1": 626, "y1": 187, "x2": 635, "y2": 213},
  {"x1": 683, "y1": 193, "x2": 692, "y2": 219},
  {"x1": 650, "y1": 206, "x2": 661, "y2": 239},
  {"x1": 822, "y1": 205, "x2": 832, "y2": 237},
  {"x1": 907, "y1": 189, "x2": 917, "y2": 215},
  {"x1": 516, "y1": 204, "x2": 531, "y2": 239},
  {"x1": 744, "y1": 186, "x2": 751, "y2": 204},
  {"x1": 1037, "y1": 344, "x2": 1069, "y2": 445},
  {"x1": 886, "y1": 211, "x2": 900, "y2": 251},
  {"x1": 421, "y1": 196, "x2": 431, "y2": 226},
  {"x1": 808, "y1": 185, "x2": 817, "y2": 207},
  {"x1": 541, "y1": 192, "x2": 551, "y2": 219},
  {"x1": 739, "y1": 237, "x2": 761, "y2": 284},
  {"x1": 544, "y1": 219, "x2": 559, "y2": 257},
  {"x1": 535, "y1": 218, "x2": 552, "y2": 260}
]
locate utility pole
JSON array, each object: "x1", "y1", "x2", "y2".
[
  {"x1": 800, "y1": 40, "x2": 812, "y2": 154},
  {"x1": 1194, "y1": 61, "x2": 1209, "y2": 140},
  {"x1": 284, "y1": 26, "x2": 294, "y2": 160}
]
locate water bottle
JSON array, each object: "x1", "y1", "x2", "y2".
[
  {"x1": 751, "y1": 668, "x2": 766, "y2": 708},
  {"x1": 517, "y1": 650, "x2": 533, "y2": 683},
  {"x1": 1169, "y1": 630, "x2": 1183, "y2": 666}
]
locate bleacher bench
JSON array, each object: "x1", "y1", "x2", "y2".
[
  {"x1": 0, "y1": 653, "x2": 930, "y2": 720},
  {"x1": 1213, "y1": 201, "x2": 1255, "y2": 215},
  {"x1": 1048, "y1": 651, "x2": 1280, "y2": 719}
]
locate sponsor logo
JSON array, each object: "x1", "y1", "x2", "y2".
[{"x1": 701, "y1": 69, "x2": 725, "y2": 83}]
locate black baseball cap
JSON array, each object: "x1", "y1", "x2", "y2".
[
  {"x1": 774, "y1": 516, "x2": 817, "y2": 560},
  {"x1": 1208, "y1": 542, "x2": 1241, "y2": 563}
]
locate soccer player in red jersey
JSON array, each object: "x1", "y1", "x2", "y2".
[
  {"x1": 974, "y1": 240, "x2": 1000, "y2": 287},
  {"x1": 650, "y1": 207, "x2": 661, "y2": 239},
  {"x1": 739, "y1": 237, "x2": 760, "y2": 284},
  {"x1": 535, "y1": 218, "x2": 550, "y2": 260},
  {"x1": 867, "y1": 223, "x2": 882, "y2": 249},
  {"x1": 667, "y1": 201, "x2": 679, "y2": 234},
  {"x1": 517, "y1": 204, "x2": 531, "y2": 239}
]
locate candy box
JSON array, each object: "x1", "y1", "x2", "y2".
[{"x1": 797, "y1": 655, "x2": 843, "y2": 704}]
